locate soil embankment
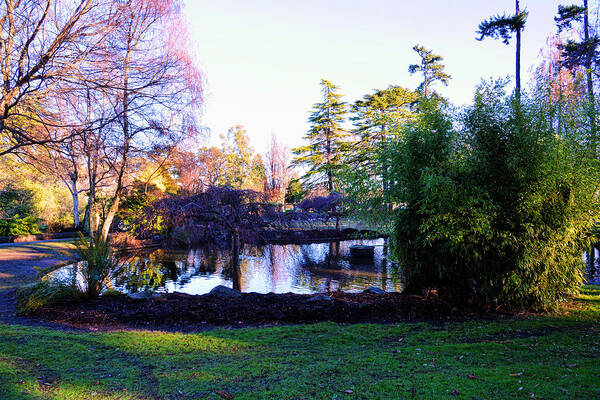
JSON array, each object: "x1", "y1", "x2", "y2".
[{"x1": 27, "y1": 289, "x2": 500, "y2": 332}]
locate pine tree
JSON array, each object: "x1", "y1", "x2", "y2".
[
  {"x1": 292, "y1": 79, "x2": 349, "y2": 192},
  {"x1": 408, "y1": 46, "x2": 451, "y2": 98},
  {"x1": 350, "y1": 85, "x2": 418, "y2": 213},
  {"x1": 555, "y1": 1, "x2": 599, "y2": 154},
  {"x1": 477, "y1": 0, "x2": 528, "y2": 98},
  {"x1": 352, "y1": 86, "x2": 417, "y2": 150}
]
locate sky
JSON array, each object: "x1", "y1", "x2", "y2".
[{"x1": 182, "y1": 0, "x2": 569, "y2": 153}]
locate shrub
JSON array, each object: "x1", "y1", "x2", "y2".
[
  {"x1": 0, "y1": 185, "x2": 39, "y2": 236},
  {"x1": 0, "y1": 185, "x2": 36, "y2": 218},
  {"x1": 0, "y1": 215, "x2": 39, "y2": 236},
  {"x1": 73, "y1": 234, "x2": 121, "y2": 298},
  {"x1": 388, "y1": 86, "x2": 600, "y2": 310},
  {"x1": 16, "y1": 281, "x2": 84, "y2": 314}
]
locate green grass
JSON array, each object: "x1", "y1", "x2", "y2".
[{"x1": 0, "y1": 289, "x2": 598, "y2": 400}]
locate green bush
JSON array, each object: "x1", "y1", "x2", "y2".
[
  {"x1": 0, "y1": 185, "x2": 39, "y2": 236},
  {"x1": 0, "y1": 185, "x2": 36, "y2": 218},
  {"x1": 117, "y1": 188, "x2": 164, "y2": 235},
  {"x1": 73, "y1": 234, "x2": 122, "y2": 298},
  {"x1": 0, "y1": 215, "x2": 39, "y2": 236},
  {"x1": 388, "y1": 86, "x2": 600, "y2": 310},
  {"x1": 16, "y1": 281, "x2": 84, "y2": 314}
]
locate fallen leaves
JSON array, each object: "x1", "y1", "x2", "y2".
[{"x1": 215, "y1": 390, "x2": 233, "y2": 399}]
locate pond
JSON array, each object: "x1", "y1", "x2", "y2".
[
  {"x1": 50, "y1": 238, "x2": 403, "y2": 295},
  {"x1": 585, "y1": 246, "x2": 600, "y2": 285},
  {"x1": 49, "y1": 240, "x2": 600, "y2": 295}
]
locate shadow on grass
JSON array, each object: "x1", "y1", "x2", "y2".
[{"x1": 0, "y1": 289, "x2": 598, "y2": 400}]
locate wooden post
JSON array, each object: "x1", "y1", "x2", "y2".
[{"x1": 232, "y1": 228, "x2": 241, "y2": 291}]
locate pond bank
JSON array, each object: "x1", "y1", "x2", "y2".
[
  {"x1": 258, "y1": 227, "x2": 386, "y2": 244},
  {"x1": 26, "y1": 288, "x2": 504, "y2": 332}
]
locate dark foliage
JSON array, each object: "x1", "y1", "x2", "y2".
[
  {"x1": 476, "y1": 11, "x2": 528, "y2": 45},
  {"x1": 555, "y1": 5, "x2": 586, "y2": 32},
  {"x1": 558, "y1": 38, "x2": 600, "y2": 71},
  {"x1": 146, "y1": 186, "x2": 276, "y2": 245},
  {"x1": 298, "y1": 193, "x2": 342, "y2": 213}
]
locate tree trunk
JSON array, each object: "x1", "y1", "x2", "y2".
[
  {"x1": 71, "y1": 178, "x2": 80, "y2": 229},
  {"x1": 326, "y1": 127, "x2": 333, "y2": 193},
  {"x1": 515, "y1": 0, "x2": 521, "y2": 99},
  {"x1": 86, "y1": 145, "x2": 98, "y2": 241},
  {"x1": 100, "y1": 194, "x2": 120, "y2": 242},
  {"x1": 583, "y1": 0, "x2": 597, "y2": 156},
  {"x1": 231, "y1": 228, "x2": 241, "y2": 291},
  {"x1": 99, "y1": 40, "x2": 132, "y2": 242}
]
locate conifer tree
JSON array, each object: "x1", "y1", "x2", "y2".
[
  {"x1": 408, "y1": 46, "x2": 451, "y2": 98},
  {"x1": 352, "y1": 86, "x2": 417, "y2": 150},
  {"x1": 555, "y1": 0, "x2": 599, "y2": 153},
  {"x1": 292, "y1": 79, "x2": 349, "y2": 192},
  {"x1": 477, "y1": 0, "x2": 528, "y2": 98},
  {"x1": 350, "y1": 85, "x2": 417, "y2": 212}
]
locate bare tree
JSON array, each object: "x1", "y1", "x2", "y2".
[
  {"x1": 264, "y1": 134, "x2": 292, "y2": 205},
  {"x1": 172, "y1": 146, "x2": 228, "y2": 194},
  {"x1": 93, "y1": 0, "x2": 202, "y2": 241},
  {"x1": 0, "y1": 0, "x2": 113, "y2": 156}
]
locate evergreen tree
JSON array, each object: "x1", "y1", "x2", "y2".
[
  {"x1": 349, "y1": 86, "x2": 417, "y2": 211},
  {"x1": 335, "y1": 86, "x2": 418, "y2": 230},
  {"x1": 477, "y1": 0, "x2": 528, "y2": 98},
  {"x1": 352, "y1": 86, "x2": 418, "y2": 149},
  {"x1": 292, "y1": 79, "x2": 349, "y2": 192},
  {"x1": 408, "y1": 46, "x2": 451, "y2": 98},
  {"x1": 555, "y1": 1, "x2": 599, "y2": 153}
]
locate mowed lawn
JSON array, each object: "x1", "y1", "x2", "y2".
[{"x1": 0, "y1": 287, "x2": 598, "y2": 400}]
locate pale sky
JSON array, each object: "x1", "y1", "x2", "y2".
[{"x1": 183, "y1": 0, "x2": 569, "y2": 153}]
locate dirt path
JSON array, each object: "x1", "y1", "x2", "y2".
[{"x1": 0, "y1": 240, "x2": 75, "y2": 324}]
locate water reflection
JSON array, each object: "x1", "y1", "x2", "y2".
[
  {"x1": 51, "y1": 239, "x2": 403, "y2": 295},
  {"x1": 50, "y1": 240, "x2": 599, "y2": 294},
  {"x1": 585, "y1": 246, "x2": 599, "y2": 285}
]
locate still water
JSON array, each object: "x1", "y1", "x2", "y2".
[
  {"x1": 585, "y1": 247, "x2": 600, "y2": 285},
  {"x1": 52, "y1": 239, "x2": 403, "y2": 295},
  {"x1": 50, "y1": 241, "x2": 599, "y2": 295}
]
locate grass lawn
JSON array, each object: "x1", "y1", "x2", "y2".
[{"x1": 0, "y1": 288, "x2": 597, "y2": 399}]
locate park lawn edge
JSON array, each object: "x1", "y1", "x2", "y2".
[{"x1": 0, "y1": 286, "x2": 597, "y2": 400}]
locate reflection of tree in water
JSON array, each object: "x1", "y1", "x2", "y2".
[
  {"x1": 105, "y1": 239, "x2": 404, "y2": 294},
  {"x1": 293, "y1": 240, "x2": 403, "y2": 292},
  {"x1": 113, "y1": 249, "x2": 180, "y2": 292},
  {"x1": 114, "y1": 247, "x2": 227, "y2": 292},
  {"x1": 585, "y1": 246, "x2": 599, "y2": 284}
]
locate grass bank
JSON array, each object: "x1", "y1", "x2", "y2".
[{"x1": 0, "y1": 287, "x2": 598, "y2": 400}]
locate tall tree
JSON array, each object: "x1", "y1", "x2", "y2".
[
  {"x1": 408, "y1": 46, "x2": 451, "y2": 98},
  {"x1": 349, "y1": 86, "x2": 417, "y2": 215},
  {"x1": 96, "y1": 0, "x2": 202, "y2": 241},
  {"x1": 477, "y1": 0, "x2": 528, "y2": 98},
  {"x1": 0, "y1": 0, "x2": 112, "y2": 157},
  {"x1": 172, "y1": 146, "x2": 228, "y2": 193},
  {"x1": 292, "y1": 79, "x2": 349, "y2": 192},
  {"x1": 532, "y1": 36, "x2": 587, "y2": 138},
  {"x1": 264, "y1": 134, "x2": 291, "y2": 204},
  {"x1": 555, "y1": 1, "x2": 599, "y2": 153},
  {"x1": 220, "y1": 125, "x2": 265, "y2": 192}
]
